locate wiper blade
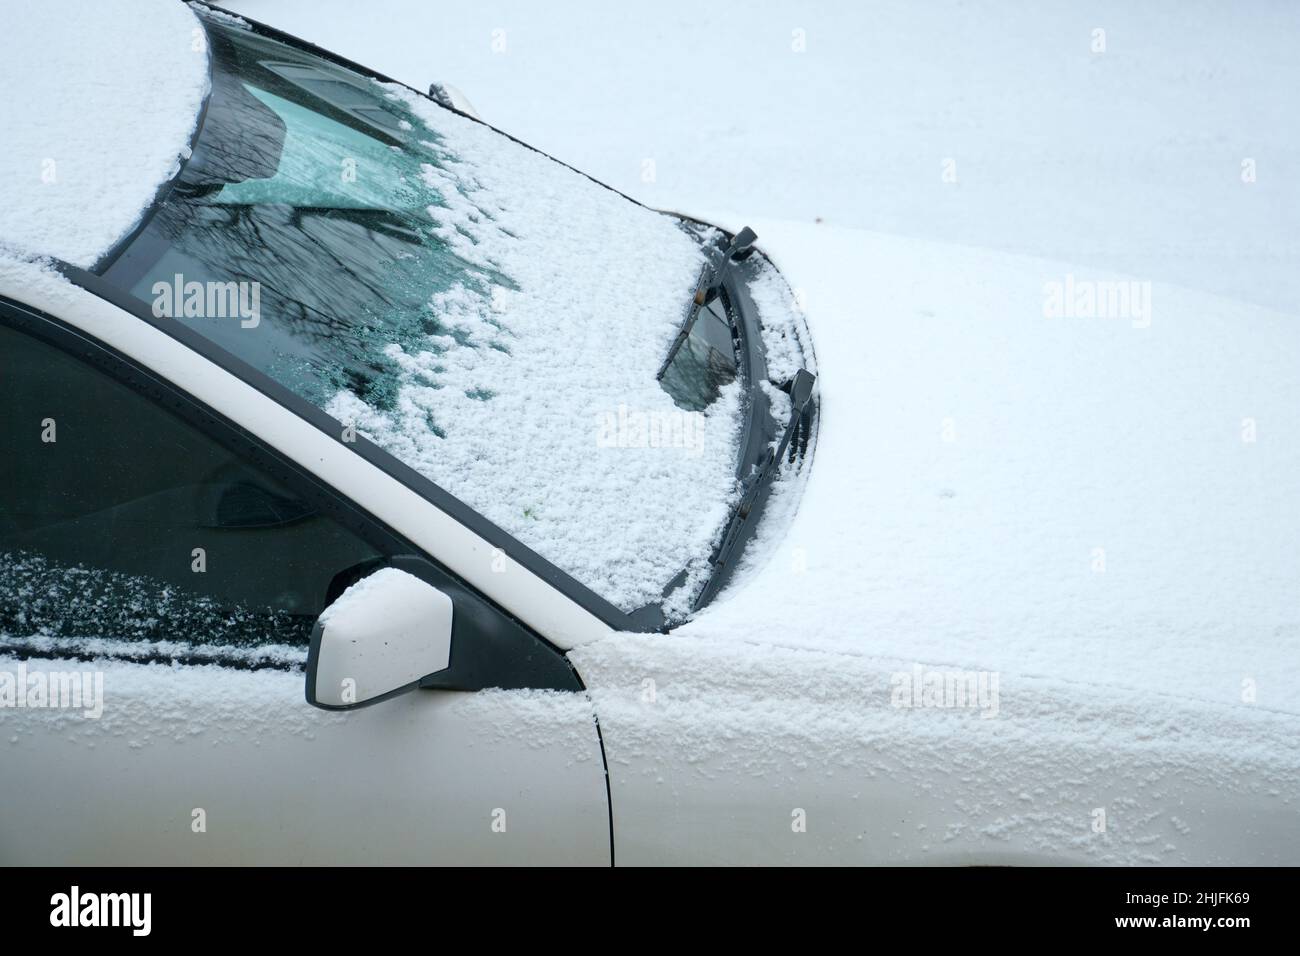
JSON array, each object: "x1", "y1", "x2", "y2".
[
  {"x1": 656, "y1": 263, "x2": 711, "y2": 379},
  {"x1": 766, "y1": 368, "x2": 816, "y2": 470},
  {"x1": 693, "y1": 367, "x2": 816, "y2": 610},
  {"x1": 656, "y1": 226, "x2": 757, "y2": 380}
]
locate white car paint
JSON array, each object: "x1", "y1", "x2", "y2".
[
  {"x1": 0, "y1": 661, "x2": 609, "y2": 865},
  {"x1": 311, "y1": 567, "x2": 454, "y2": 707}
]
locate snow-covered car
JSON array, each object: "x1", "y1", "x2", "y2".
[{"x1": 2, "y1": 1, "x2": 1298, "y2": 866}]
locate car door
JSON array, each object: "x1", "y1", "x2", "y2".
[{"x1": 0, "y1": 307, "x2": 611, "y2": 865}]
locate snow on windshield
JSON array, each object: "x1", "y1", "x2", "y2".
[
  {"x1": 79, "y1": 8, "x2": 747, "y2": 618},
  {"x1": 0, "y1": 0, "x2": 209, "y2": 267},
  {"x1": 325, "y1": 86, "x2": 744, "y2": 614}
]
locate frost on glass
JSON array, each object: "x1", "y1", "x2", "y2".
[{"x1": 0, "y1": 550, "x2": 309, "y2": 668}]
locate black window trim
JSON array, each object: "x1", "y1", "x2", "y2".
[{"x1": 0, "y1": 294, "x2": 584, "y2": 691}]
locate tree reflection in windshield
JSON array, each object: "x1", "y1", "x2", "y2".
[{"x1": 100, "y1": 17, "x2": 506, "y2": 414}]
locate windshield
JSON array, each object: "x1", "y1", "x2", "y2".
[
  {"x1": 99, "y1": 13, "x2": 746, "y2": 620},
  {"x1": 101, "y1": 23, "x2": 498, "y2": 412}
]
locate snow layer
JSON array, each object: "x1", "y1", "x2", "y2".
[
  {"x1": 318, "y1": 566, "x2": 415, "y2": 628},
  {"x1": 223, "y1": 0, "x2": 1300, "y2": 317},
  {"x1": 9, "y1": 0, "x2": 1279, "y2": 863},
  {"x1": 326, "y1": 86, "x2": 742, "y2": 612},
  {"x1": 2, "y1": 633, "x2": 305, "y2": 671},
  {"x1": 571, "y1": 632, "x2": 1300, "y2": 864},
  {"x1": 573, "y1": 222, "x2": 1300, "y2": 863},
  {"x1": 747, "y1": 262, "x2": 813, "y2": 387},
  {"x1": 0, "y1": 252, "x2": 81, "y2": 313},
  {"x1": 0, "y1": 549, "x2": 309, "y2": 655},
  {"x1": 0, "y1": 0, "x2": 209, "y2": 267},
  {"x1": 710, "y1": 221, "x2": 1300, "y2": 711}
]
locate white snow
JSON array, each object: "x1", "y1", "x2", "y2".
[
  {"x1": 318, "y1": 566, "x2": 415, "y2": 628},
  {"x1": 704, "y1": 220, "x2": 1300, "y2": 715},
  {"x1": 221, "y1": 0, "x2": 1300, "y2": 317},
  {"x1": 747, "y1": 263, "x2": 814, "y2": 387},
  {"x1": 168, "y1": 4, "x2": 1299, "y2": 860},
  {"x1": 0, "y1": 0, "x2": 209, "y2": 267},
  {"x1": 570, "y1": 629, "x2": 1300, "y2": 864},
  {"x1": 572, "y1": 222, "x2": 1300, "y2": 863},
  {"x1": 6, "y1": 0, "x2": 1296, "y2": 862},
  {"x1": 0, "y1": 253, "x2": 81, "y2": 312},
  {"x1": 325, "y1": 86, "x2": 745, "y2": 613},
  {"x1": 3, "y1": 633, "x2": 305, "y2": 670}
]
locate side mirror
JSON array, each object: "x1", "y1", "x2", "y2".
[{"x1": 306, "y1": 567, "x2": 453, "y2": 710}]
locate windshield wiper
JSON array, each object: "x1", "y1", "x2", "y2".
[
  {"x1": 693, "y1": 367, "x2": 816, "y2": 610},
  {"x1": 656, "y1": 226, "x2": 757, "y2": 380}
]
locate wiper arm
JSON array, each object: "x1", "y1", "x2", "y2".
[
  {"x1": 765, "y1": 368, "x2": 817, "y2": 473},
  {"x1": 693, "y1": 367, "x2": 816, "y2": 610},
  {"x1": 657, "y1": 226, "x2": 758, "y2": 380}
]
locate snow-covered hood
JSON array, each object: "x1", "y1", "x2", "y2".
[
  {"x1": 0, "y1": 0, "x2": 208, "y2": 267},
  {"x1": 708, "y1": 220, "x2": 1300, "y2": 718},
  {"x1": 572, "y1": 222, "x2": 1300, "y2": 863}
]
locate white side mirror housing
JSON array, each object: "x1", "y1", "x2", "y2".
[{"x1": 306, "y1": 567, "x2": 453, "y2": 710}]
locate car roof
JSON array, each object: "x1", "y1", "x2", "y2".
[{"x1": 0, "y1": 0, "x2": 207, "y2": 268}]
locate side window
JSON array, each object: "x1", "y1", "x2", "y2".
[{"x1": 0, "y1": 319, "x2": 385, "y2": 665}]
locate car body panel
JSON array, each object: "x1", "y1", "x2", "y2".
[
  {"x1": 0, "y1": 661, "x2": 608, "y2": 865},
  {"x1": 571, "y1": 632, "x2": 1300, "y2": 865}
]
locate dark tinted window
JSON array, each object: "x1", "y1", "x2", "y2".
[{"x1": 0, "y1": 321, "x2": 383, "y2": 667}]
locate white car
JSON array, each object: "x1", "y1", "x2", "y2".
[{"x1": 1, "y1": 1, "x2": 1297, "y2": 866}]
